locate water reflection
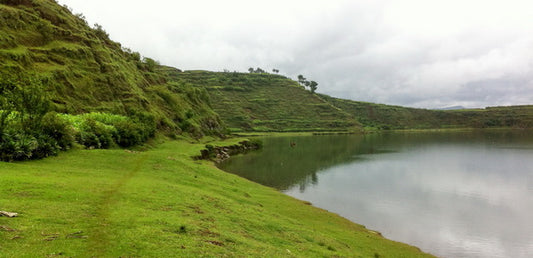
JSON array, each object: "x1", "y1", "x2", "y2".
[
  {"x1": 219, "y1": 134, "x2": 394, "y2": 191},
  {"x1": 220, "y1": 131, "x2": 533, "y2": 258}
]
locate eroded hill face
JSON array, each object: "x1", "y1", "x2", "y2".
[{"x1": 0, "y1": 0, "x2": 224, "y2": 137}]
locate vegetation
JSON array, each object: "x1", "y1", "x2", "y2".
[
  {"x1": 0, "y1": 139, "x2": 432, "y2": 257},
  {"x1": 0, "y1": 0, "x2": 224, "y2": 144},
  {"x1": 297, "y1": 74, "x2": 318, "y2": 93},
  {"x1": 0, "y1": 73, "x2": 155, "y2": 161},
  {"x1": 0, "y1": 1, "x2": 529, "y2": 256},
  {"x1": 0, "y1": 74, "x2": 68, "y2": 161},
  {"x1": 161, "y1": 70, "x2": 359, "y2": 132},
  {"x1": 320, "y1": 95, "x2": 533, "y2": 130}
]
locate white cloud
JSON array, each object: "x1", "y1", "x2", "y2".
[{"x1": 57, "y1": 0, "x2": 533, "y2": 108}]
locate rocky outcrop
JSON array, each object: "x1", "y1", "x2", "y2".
[{"x1": 196, "y1": 140, "x2": 262, "y2": 163}]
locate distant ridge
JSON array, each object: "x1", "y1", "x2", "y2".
[{"x1": 437, "y1": 106, "x2": 467, "y2": 110}]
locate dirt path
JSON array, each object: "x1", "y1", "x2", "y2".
[{"x1": 86, "y1": 152, "x2": 149, "y2": 257}]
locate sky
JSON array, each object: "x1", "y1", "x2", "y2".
[{"x1": 56, "y1": 0, "x2": 533, "y2": 109}]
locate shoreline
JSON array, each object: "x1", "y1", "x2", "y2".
[{"x1": 0, "y1": 138, "x2": 434, "y2": 257}]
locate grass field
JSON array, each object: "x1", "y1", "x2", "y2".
[{"x1": 0, "y1": 139, "x2": 432, "y2": 257}]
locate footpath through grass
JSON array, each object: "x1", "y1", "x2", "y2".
[{"x1": 0, "y1": 139, "x2": 432, "y2": 257}]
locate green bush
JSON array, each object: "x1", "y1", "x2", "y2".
[
  {"x1": 114, "y1": 120, "x2": 143, "y2": 147},
  {"x1": 41, "y1": 112, "x2": 75, "y2": 150},
  {"x1": 75, "y1": 118, "x2": 115, "y2": 149},
  {"x1": 0, "y1": 130, "x2": 61, "y2": 162},
  {"x1": 0, "y1": 75, "x2": 67, "y2": 161},
  {"x1": 60, "y1": 112, "x2": 154, "y2": 149},
  {"x1": 32, "y1": 134, "x2": 61, "y2": 159}
]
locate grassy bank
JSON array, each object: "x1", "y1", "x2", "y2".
[{"x1": 0, "y1": 139, "x2": 432, "y2": 257}]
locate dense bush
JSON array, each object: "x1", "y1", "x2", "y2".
[
  {"x1": 1, "y1": 75, "x2": 155, "y2": 161},
  {"x1": 59, "y1": 112, "x2": 155, "y2": 149},
  {"x1": 0, "y1": 75, "x2": 65, "y2": 161},
  {"x1": 0, "y1": 128, "x2": 63, "y2": 162},
  {"x1": 75, "y1": 118, "x2": 115, "y2": 149},
  {"x1": 114, "y1": 120, "x2": 144, "y2": 147},
  {"x1": 40, "y1": 112, "x2": 74, "y2": 150}
]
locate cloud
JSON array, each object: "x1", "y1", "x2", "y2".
[{"x1": 57, "y1": 0, "x2": 533, "y2": 108}]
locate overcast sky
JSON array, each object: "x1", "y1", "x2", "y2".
[{"x1": 56, "y1": 0, "x2": 533, "y2": 108}]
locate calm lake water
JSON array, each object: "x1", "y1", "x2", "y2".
[{"x1": 219, "y1": 131, "x2": 533, "y2": 258}]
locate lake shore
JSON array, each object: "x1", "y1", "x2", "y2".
[
  {"x1": 220, "y1": 130, "x2": 533, "y2": 258},
  {"x1": 0, "y1": 138, "x2": 433, "y2": 257}
]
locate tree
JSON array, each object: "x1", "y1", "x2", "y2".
[
  {"x1": 93, "y1": 23, "x2": 109, "y2": 40},
  {"x1": 309, "y1": 81, "x2": 318, "y2": 93},
  {"x1": 272, "y1": 69, "x2": 279, "y2": 74},
  {"x1": 142, "y1": 57, "x2": 159, "y2": 72},
  {"x1": 296, "y1": 74, "x2": 318, "y2": 93},
  {"x1": 248, "y1": 67, "x2": 254, "y2": 73},
  {"x1": 297, "y1": 75, "x2": 306, "y2": 86}
]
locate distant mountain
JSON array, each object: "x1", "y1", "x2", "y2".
[{"x1": 438, "y1": 106, "x2": 467, "y2": 110}]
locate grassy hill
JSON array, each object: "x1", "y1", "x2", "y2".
[
  {"x1": 0, "y1": 0, "x2": 223, "y2": 138},
  {"x1": 320, "y1": 95, "x2": 533, "y2": 130},
  {"x1": 162, "y1": 70, "x2": 361, "y2": 132}
]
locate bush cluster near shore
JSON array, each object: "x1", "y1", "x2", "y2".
[{"x1": 0, "y1": 75, "x2": 155, "y2": 161}]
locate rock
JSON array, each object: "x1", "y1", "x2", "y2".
[{"x1": 0, "y1": 211, "x2": 19, "y2": 217}]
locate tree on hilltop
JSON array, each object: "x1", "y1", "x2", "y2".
[
  {"x1": 297, "y1": 75, "x2": 305, "y2": 83},
  {"x1": 297, "y1": 74, "x2": 318, "y2": 93},
  {"x1": 309, "y1": 81, "x2": 318, "y2": 93}
]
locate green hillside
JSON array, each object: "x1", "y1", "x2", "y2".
[
  {"x1": 163, "y1": 70, "x2": 361, "y2": 132},
  {"x1": 320, "y1": 95, "x2": 533, "y2": 130},
  {"x1": 0, "y1": 0, "x2": 223, "y2": 138}
]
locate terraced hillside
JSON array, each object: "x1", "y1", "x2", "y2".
[
  {"x1": 321, "y1": 95, "x2": 533, "y2": 130},
  {"x1": 162, "y1": 70, "x2": 361, "y2": 132}
]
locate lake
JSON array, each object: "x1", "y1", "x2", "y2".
[{"x1": 219, "y1": 130, "x2": 533, "y2": 258}]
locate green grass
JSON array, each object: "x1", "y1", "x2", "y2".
[
  {"x1": 162, "y1": 70, "x2": 361, "y2": 133},
  {"x1": 0, "y1": 139, "x2": 432, "y2": 257}
]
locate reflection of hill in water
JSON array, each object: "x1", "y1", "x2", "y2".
[
  {"x1": 219, "y1": 135, "x2": 384, "y2": 190},
  {"x1": 219, "y1": 131, "x2": 533, "y2": 191}
]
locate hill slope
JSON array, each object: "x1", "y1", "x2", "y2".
[
  {"x1": 321, "y1": 95, "x2": 533, "y2": 130},
  {"x1": 0, "y1": 0, "x2": 223, "y2": 137},
  {"x1": 163, "y1": 70, "x2": 361, "y2": 132}
]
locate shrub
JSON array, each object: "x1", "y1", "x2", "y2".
[
  {"x1": 62, "y1": 112, "x2": 155, "y2": 149},
  {"x1": 0, "y1": 130, "x2": 60, "y2": 162},
  {"x1": 114, "y1": 120, "x2": 143, "y2": 147},
  {"x1": 41, "y1": 112, "x2": 75, "y2": 150},
  {"x1": 0, "y1": 131, "x2": 36, "y2": 161},
  {"x1": 75, "y1": 118, "x2": 115, "y2": 149},
  {"x1": 32, "y1": 134, "x2": 61, "y2": 159}
]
